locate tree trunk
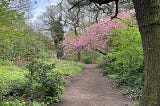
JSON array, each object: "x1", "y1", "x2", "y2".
[
  {"x1": 78, "y1": 51, "x2": 81, "y2": 61},
  {"x1": 133, "y1": 0, "x2": 160, "y2": 105},
  {"x1": 74, "y1": 26, "x2": 78, "y2": 37},
  {"x1": 74, "y1": 26, "x2": 82, "y2": 62}
]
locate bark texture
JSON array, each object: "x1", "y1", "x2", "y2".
[{"x1": 132, "y1": 0, "x2": 160, "y2": 106}]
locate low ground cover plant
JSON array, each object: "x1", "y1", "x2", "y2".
[{"x1": 0, "y1": 59, "x2": 84, "y2": 105}]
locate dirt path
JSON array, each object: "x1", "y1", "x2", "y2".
[{"x1": 52, "y1": 64, "x2": 134, "y2": 106}]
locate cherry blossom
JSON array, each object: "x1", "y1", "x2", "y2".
[{"x1": 62, "y1": 11, "x2": 135, "y2": 56}]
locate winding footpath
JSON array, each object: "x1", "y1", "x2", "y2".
[{"x1": 52, "y1": 64, "x2": 134, "y2": 106}]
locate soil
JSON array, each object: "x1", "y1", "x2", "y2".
[{"x1": 51, "y1": 64, "x2": 134, "y2": 106}]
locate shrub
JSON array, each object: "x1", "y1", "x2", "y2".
[
  {"x1": 26, "y1": 62, "x2": 65, "y2": 104},
  {"x1": 2, "y1": 99, "x2": 25, "y2": 106},
  {"x1": 0, "y1": 59, "x2": 83, "y2": 104},
  {"x1": 0, "y1": 6, "x2": 48, "y2": 61},
  {"x1": 0, "y1": 66, "x2": 27, "y2": 99},
  {"x1": 0, "y1": 60, "x2": 12, "y2": 66},
  {"x1": 100, "y1": 26, "x2": 144, "y2": 99},
  {"x1": 81, "y1": 52, "x2": 93, "y2": 64},
  {"x1": 2, "y1": 100, "x2": 45, "y2": 106}
]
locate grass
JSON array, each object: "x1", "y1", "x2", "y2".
[
  {"x1": 37, "y1": 58, "x2": 84, "y2": 76},
  {"x1": 107, "y1": 74, "x2": 118, "y2": 79},
  {"x1": 0, "y1": 59, "x2": 84, "y2": 81},
  {"x1": 0, "y1": 65, "x2": 27, "y2": 95},
  {"x1": 0, "y1": 58, "x2": 84, "y2": 92},
  {"x1": 52, "y1": 59, "x2": 84, "y2": 76},
  {"x1": 0, "y1": 62, "x2": 27, "y2": 82},
  {"x1": 0, "y1": 59, "x2": 84, "y2": 105}
]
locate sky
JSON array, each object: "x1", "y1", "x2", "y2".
[{"x1": 30, "y1": 0, "x2": 59, "y2": 22}]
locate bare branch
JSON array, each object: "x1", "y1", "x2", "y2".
[
  {"x1": 93, "y1": 48, "x2": 106, "y2": 55},
  {"x1": 68, "y1": 0, "x2": 85, "y2": 11},
  {"x1": 93, "y1": 2, "x2": 106, "y2": 13},
  {"x1": 68, "y1": 0, "x2": 119, "y2": 19}
]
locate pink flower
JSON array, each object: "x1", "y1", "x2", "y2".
[{"x1": 61, "y1": 11, "x2": 134, "y2": 56}]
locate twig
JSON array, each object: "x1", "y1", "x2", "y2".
[
  {"x1": 94, "y1": 3, "x2": 106, "y2": 13},
  {"x1": 68, "y1": 0, "x2": 85, "y2": 11}
]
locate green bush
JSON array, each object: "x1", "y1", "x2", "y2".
[
  {"x1": 0, "y1": 59, "x2": 83, "y2": 104},
  {"x1": 81, "y1": 52, "x2": 92, "y2": 64},
  {"x1": 0, "y1": 61, "x2": 65, "y2": 104},
  {"x1": 0, "y1": 6, "x2": 48, "y2": 62},
  {"x1": 100, "y1": 26, "x2": 144, "y2": 99},
  {"x1": 0, "y1": 66, "x2": 27, "y2": 98},
  {"x1": 2, "y1": 100, "x2": 45, "y2": 106},
  {"x1": 0, "y1": 60, "x2": 12, "y2": 66},
  {"x1": 7, "y1": 80, "x2": 28, "y2": 97},
  {"x1": 0, "y1": 35, "x2": 48, "y2": 62},
  {"x1": 26, "y1": 62, "x2": 65, "y2": 104},
  {"x1": 2, "y1": 99, "x2": 25, "y2": 106},
  {"x1": 67, "y1": 51, "x2": 98, "y2": 64}
]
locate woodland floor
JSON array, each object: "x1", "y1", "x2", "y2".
[{"x1": 51, "y1": 64, "x2": 135, "y2": 106}]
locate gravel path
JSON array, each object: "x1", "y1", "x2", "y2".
[{"x1": 51, "y1": 64, "x2": 134, "y2": 106}]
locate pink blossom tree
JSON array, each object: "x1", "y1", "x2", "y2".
[{"x1": 62, "y1": 11, "x2": 134, "y2": 57}]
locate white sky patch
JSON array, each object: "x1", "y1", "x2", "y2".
[{"x1": 28, "y1": 0, "x2": 59, "y2": 23}]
